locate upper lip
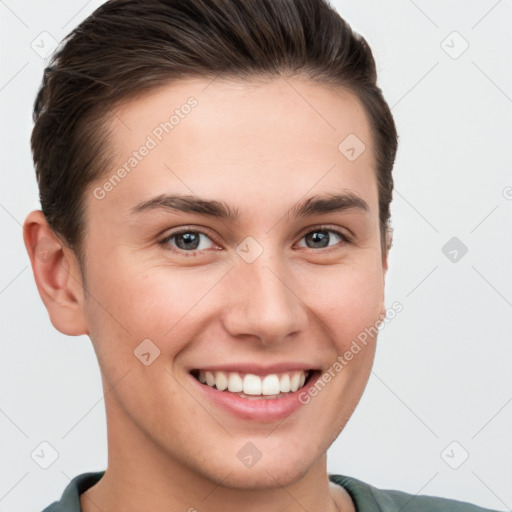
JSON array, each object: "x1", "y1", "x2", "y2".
[{"x1": 189, "y1": 362, "x2": 319, "y2": 376}]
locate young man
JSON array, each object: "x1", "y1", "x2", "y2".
[{"x1": 23, "y1": 0, "x2": 500, "y2": 511}]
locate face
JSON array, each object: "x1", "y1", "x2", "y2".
[{"x1": 78, "y1": 76, "x2": 387, "y2": 488}]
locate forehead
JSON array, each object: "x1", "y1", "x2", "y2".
[{"x1": 90, "y1": 76, "x2": 377, "y2": 223}]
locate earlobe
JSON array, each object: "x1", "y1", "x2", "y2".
[{"x1": 23, "y1": 210, "x2": 89, "y2": 336}]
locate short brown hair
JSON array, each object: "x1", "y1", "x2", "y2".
[{"x1": 31, "y1": 0, "x2": 398, "y2": 270}]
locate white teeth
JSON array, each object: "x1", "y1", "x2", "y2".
[
  {"x1": 196, "y1": 369, "x2": 311, "y2": 396},
  {"x1": 261, "y1": 375, "x2": 281, "y2": 395},
  {"x1": 290, "y1": 372, "x2": 300, "y2": 392},
  {"x1": 205, "y1": 371, "x2": 215, "y2": 387},
  {"x1": 214, "y1": 371, "x2": 228, "y2": 391},
  {"x1": 227, "y1": 372, "x2": 243, "y2": 393},
  {"x1": 280, "y1": 373, "x2": 291, "y2": 392},
  {"x1": 243, "y1": 374, "x2": 261, "y2": 395}
]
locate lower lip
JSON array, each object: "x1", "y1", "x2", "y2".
[{"x1": 190, "y1": 371, "x2": 322, "y2": 422}]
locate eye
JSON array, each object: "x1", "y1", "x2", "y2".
[
  {"x1": 159, "y1": 226, "x2": 350, "y2": 256},
  {"x1": 296, "y1": 227, "x2": 349, "y2": 250},
  {"x1": 159, "y1": 229, "x2": 217, "y2": 255}
]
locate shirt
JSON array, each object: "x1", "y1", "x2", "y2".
[{"x1": 41, "y1": 470, "x2": 502, "y2": 512}]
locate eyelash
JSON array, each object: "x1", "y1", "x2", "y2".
[{"x1": 158, "y1": 225, "x2": 351, "y2": 258}]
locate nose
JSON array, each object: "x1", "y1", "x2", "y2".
[{"x1": 221, "y1": 251, "x2": 308, "y2": 345}]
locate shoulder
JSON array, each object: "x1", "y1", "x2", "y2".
[
  {"x1": 329, "y1": 474, "x2": 503, "y2": 512},
  {"x1": 40, "y1": 471, "x2": 105, "y2": 512}
]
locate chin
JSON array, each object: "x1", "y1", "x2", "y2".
[
  {"x1": 219, "y1": 460, "x2": 312, "y2": 490},
  {"x1": 198, "y1": 440, "x2": 318, "y2": 490}
]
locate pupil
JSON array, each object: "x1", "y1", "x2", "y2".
[{"x1": 177, "y1": 232, "x2": 199, "y2": 250}]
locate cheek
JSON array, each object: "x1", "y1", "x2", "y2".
[
  {"x1": 302, "y1": 260, "x2": 385, "y2": 346},
  {"x1": 83, "y1": 254, "x2": 222, "y2": 356}
]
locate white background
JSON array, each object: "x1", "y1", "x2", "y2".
[{"x1": 0, "y1": 0, "x2": 511, "y2": 511}]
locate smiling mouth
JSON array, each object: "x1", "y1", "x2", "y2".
[{"x1": 190, "y1": 369, "x2": 320, "y2": 399}]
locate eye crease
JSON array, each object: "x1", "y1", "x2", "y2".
[{"x1": 158, "y1": 226, "x2": 351, "y2": 256}]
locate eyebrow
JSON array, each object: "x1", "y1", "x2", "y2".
[{"x1": 130, "y1": 192, "x2": 369, "y2": 221}]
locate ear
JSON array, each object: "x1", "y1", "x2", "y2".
[
  {"x1": 382, "y1": 225, "x2": 393, "y2": 272},
  {"x1": 379, "y1": 225, "x2": 393, "y2": 319},
  {"x1": 23, "y1": 210, "x2": 89, "y2": 336}
]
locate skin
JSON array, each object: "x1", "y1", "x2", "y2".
[{"x1": 24, "y1": 76, "x2": 389, "y2": 512}]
